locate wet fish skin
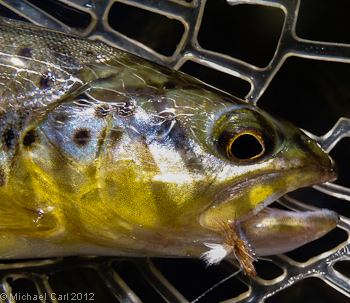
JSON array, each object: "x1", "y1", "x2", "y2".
[{"x1": 0, "y1": 17, "x2": 338, "y2": 260}]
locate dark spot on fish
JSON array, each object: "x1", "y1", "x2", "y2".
[
  {"x1": 39, "y1": 72, "x2": 53, "y2": 89},
  {"x1": 117, "y1": 100, "x2": 136, "y2": 117},
  {"x1": 110, "y1": 129, "x2": 123, "y2": 144},
  {"x1": 95, "y1": 105, "x2": 110, "y2": 118},
  {"x1": 173, "y1": 130, "x2": 190, "y2": 152},
  {"x1": 164, "y1": 82, "x2": 177, "y2": 90},
  {"x1": 3, "y1": 128, "x2": 15, "y2": 149},
  {"x1": 86, "y1": 50, "x2": 94, "y2": 56},
  {"x1": 73, "y1": 129, "x2": 91, "y2": 147},
  {"x1": 18, "y1": 47, "x2": 33, "y2": 58},
  {"x1": 23, "y1": 129, "x2": 37, "y2": 147},
  {"x1": 0, "y1": 167, "x2": 5, "y2": 187},
  {"x1": 165, "y1": 120, "x2": 202, "y2": 172},
  {"x1": 140, "y1": 134, "x2": 148, "y2": 147}
]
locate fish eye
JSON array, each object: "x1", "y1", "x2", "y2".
[
  {"x1": 227, "y1": 133, "x2": 265, "y2": 160},
  {"x1": 213, "y1": 106, "x2": 276, "y2": 163}
]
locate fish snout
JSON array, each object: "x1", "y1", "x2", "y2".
[{"x1": 292, "y1": 131, "x2": 338, "y2": 185}]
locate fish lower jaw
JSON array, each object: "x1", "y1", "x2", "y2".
[{"x1": 200, "y1": 206, "x2": 339, "y2": 273}]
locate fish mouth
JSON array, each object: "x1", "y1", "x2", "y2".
[
  {"x1": 199, "y1": 157, "x2": 338, "y2": 231},
  {"x1": 199, "y1": 159, "x2": 339, "y2": 267}
]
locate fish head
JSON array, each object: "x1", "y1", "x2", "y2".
[
  {"x1": 14, "y1": 69, "x2": 338, "y2": 259},
  {"x1": 199, "y1": 104, "x2": 338, "y2": 230}
]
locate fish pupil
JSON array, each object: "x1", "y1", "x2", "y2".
[{"x1": 229, "y1": 134, "x2": 263, "y2": 160}]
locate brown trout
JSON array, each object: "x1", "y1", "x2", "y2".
[{"x1": 0, "y1": 17, "x2": 338, "y2": 273}]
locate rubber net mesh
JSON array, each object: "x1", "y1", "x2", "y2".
[{"x1": 0, "y1": 0, "x2": 349, "y2": 302}]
